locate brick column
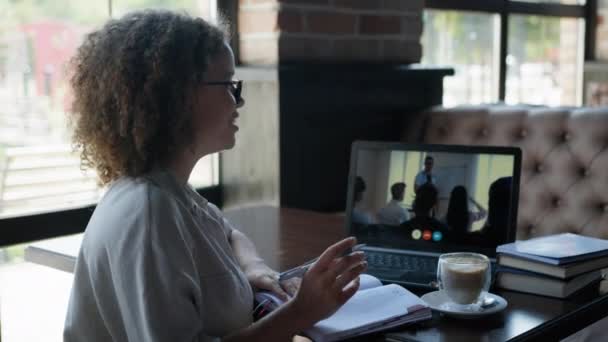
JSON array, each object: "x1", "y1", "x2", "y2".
[{"x1": 238, "y1": 0, "x2": 424, "y2": 64}]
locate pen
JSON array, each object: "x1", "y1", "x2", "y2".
[{"x1": 279, "y1": 243, "x2": 366, "y2": 281}]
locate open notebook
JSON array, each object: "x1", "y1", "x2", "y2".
[{"x1": 255, "y1": 274, "x2": 432, "y2": 342}]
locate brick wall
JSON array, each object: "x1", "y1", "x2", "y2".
[{"x1": 238, "y1": 0, "x2": 424, "y2": 64}]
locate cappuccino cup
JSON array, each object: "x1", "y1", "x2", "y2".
[{"x1": 437, "y1": 252, "x2": 491, "y2": 306}]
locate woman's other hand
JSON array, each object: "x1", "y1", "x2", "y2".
[
  {"x1": 231, "y1": 228, "x2": 300, "y2": 301},
  {"x1": 245, "y1": 262, "x2": 293, "y2": 301},
  {"x1": 291, "y1": 237, "x2": 367, "y2": 327}
]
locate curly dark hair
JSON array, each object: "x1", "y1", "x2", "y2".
[{"x1": 69, "y1": 9, "x2": 228, "y2": 185}]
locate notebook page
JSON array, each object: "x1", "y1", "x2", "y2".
[
  {"x1": 306, "y1": 284, "x2": 425, "y2": 339},
  {"x1": 358, "y1": 274, "x2": 383, "y2": 291},
  {"x1": 328, "y1": 308, "x2": 432, "y2": 342}
]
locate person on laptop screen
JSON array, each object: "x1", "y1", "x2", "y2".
[
  {"x1": 414, "y1": 155, "x2": 437, "y2": 193},
  {"x1": 352, "y1": 176, "x2": 373, "y2": 226},
  {"x1": 445, "y1": 185, "x2": 487, "y2": 235},
  {"x1": 400, "y1": 184, "x2": 449, "y2": 233},
  {"x1": 377, "y1": 182, "x2": 410, "y2": 226},
  {"x1": 476, "y1": 177, "x2": 513, "y2": 246}
]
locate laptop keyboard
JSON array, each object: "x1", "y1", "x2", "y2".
[{"x1": 364, "y1": 250, "x2": 438, "y2": 287}]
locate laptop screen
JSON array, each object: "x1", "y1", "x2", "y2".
[{"x1": 345, "y1": 141, "x2": 521, "y2": 258}]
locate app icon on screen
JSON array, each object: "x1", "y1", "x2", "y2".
[{"x1": 432, "y1": 231, "x2": 443, "y2": 242}]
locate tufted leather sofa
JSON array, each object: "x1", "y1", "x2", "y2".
[{"x1": 403, "y1": 104, "x2": 608, "y2": 241}]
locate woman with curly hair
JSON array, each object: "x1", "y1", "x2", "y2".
[{"x1": 64, "y1": 10, "x2": 366, "y2": 342}]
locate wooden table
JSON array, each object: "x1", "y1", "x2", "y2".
[{"x1": 25, "y1": 205, "x2": 608, "y2": 342}]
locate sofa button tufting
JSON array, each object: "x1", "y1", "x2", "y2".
[
  {"x1": 562, "y1": 132, "x2": 571, "y2": 142},
  {"x1": 520, "y1": 129, "x2": 528, "y2": 138},
  {"x1": 535, "y1": 164, "x2": 544, "y2": 173},
  {"x1": 480, "y1": 128, "x2": 488, "y2": 137},
  {"x1": 553, "y1": 198, "x2": 562, "y2": 208}
]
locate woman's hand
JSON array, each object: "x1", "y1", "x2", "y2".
[
  {"x1": 244, "y1": 261, "x2": 299, "y2": 301},
  {"x1": 290, "y1": 237, "x2": 367, "y2": 327},
  {"x1": 224, "y1": 237, "x2": 366, "y2": 342}
]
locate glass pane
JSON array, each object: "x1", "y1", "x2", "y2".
[
  {"x1": 112, "y1": 0, "x2": 215, "y2": 19},
  {"x1": 0, "y1": 1, "x2": 220, "y2": 219},
  {"x1": 506, "y1": 15, "x2": 584, "y2": 106},
  {"x1": 585, "y1": 81, "x2": 608, "y2": 106},
  {"x1": 597, "y1": 0, "x2": 608, "y2": 60},
  {"x1": 0, "y1": 244, "x2": 73, "y2": 342},
  {"x1": 422, "y1": 10, "x2": 500, "y2": 106},
  {"x1": 0, "y1": 1, "x2": 108, "y2": 219},
  {"x1": 582, "y1": 62, "x2": 608, "y2": 106},
  {"x1": 189, "y1": 153, "x2": 220, "y2": 188}
]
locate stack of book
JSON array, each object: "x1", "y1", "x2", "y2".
[{"x1": 495, "y1": 233, "x2": 608, "y2": 298}]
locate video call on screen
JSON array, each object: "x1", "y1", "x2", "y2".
[{"x1": 350, "y1": 149, "x2": 515, "y2": 251}]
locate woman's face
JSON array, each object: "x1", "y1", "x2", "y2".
[{"x1": 191, "y1": 42, "x2": 244, "y2": 156}]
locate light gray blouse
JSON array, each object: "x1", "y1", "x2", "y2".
[{"x1": 64, "y1": 170, "x2": 253, "y2": 341}]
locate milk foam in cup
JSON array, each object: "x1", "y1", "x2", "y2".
[{"x1": 437, "y1": 252, "x2": 491, "y2": 306}]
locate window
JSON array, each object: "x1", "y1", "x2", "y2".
[
  {"x1": 0, "y1": 0, "x2": 220, "y2": 221},
  {"x1": 422, "y1": 10, "x2": 501, "y2": 106},
  {"x1": 507, "y1": 15, "x2": 584, "y2": 105},
  {"x1": 423, "y1": 0, "x2": 591, "y2": 106}
]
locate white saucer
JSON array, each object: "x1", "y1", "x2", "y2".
[{"x1": 420, "y1": 291, "x2": 507, "y2": 319}]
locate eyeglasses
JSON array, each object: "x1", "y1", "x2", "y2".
[{"x1": 203, "y1": 80, "x2": 243, "y2": 102}]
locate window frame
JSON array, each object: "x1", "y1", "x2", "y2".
[
  {"x1": 0, "y1": 186, "x2": 223, "y2": 247},
  {"x1": 425, "y1": 0, "x2": 596, "y2": 101}
]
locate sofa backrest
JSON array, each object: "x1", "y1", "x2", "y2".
[{"x1": 404, "y1": 104, "x2": 608, "y2": 241}]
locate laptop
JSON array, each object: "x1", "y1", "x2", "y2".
[{"x1": 345, "y1": 141, "x2": 522, "y2": 289}]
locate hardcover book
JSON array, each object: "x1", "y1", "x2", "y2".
[
  {"x1": 496, "y1": 233, "x2": 608, "y2": 265},
  {"x1": 496, "y1": 266, "x2": 603, "y2": 298},
  {"x1": 497, "y1": 253, "x2": 608, "y2": 279}
]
